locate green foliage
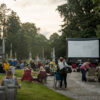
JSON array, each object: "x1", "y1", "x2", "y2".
[
  {"x1": 93, "y1": 0, "x2": 100, "y2": 38},
  {"x1": 6, "y1": 11, "x2": 21, "y2": 56},
  {"x1": 14, "y1": 23, "x2": 51, "y2": 59},
  {"x1": 0, "y1": 3, "x2": 11, "y2": 37},
  {"x1": 55, "y1": 0, "x2": 100, "y2": 58},
  {"x1": 0, "y1": 3, "x2": 51, "y2": 60},
  {"x1": 96, "y1": 25, "x2": 100, "y2": 38},
  {"x1": 50, "y1": 32, "x2": 59, "y2": 47},
  {"x1": 57, "y1": 0, "x2": 100, "y2": 38},
  {"x1": 49, "y1": 33, "x2": 66, "y2": 59},
  {"x1": 16, "y1": 23, "x2": 38, "y2": 59}
]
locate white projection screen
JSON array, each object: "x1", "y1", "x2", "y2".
[{"x1": 68, "y1": 39, "x2": 99, "y2": 58}]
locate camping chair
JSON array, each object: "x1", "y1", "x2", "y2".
[{"x1": 0, "y1": 86, "x2": 5, "y2": 100}]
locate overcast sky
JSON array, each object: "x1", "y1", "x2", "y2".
[{"x1": 0, "y1": 0, "x2": 66, "y2": 38}]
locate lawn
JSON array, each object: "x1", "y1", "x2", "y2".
[{"x1": 0, "y1": 69, "x2": 73, "y2": 100}]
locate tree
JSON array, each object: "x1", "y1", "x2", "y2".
[
  {"x1": 15, "y1": 23, "x2": 50, "y2": 59},
  {"x1": 6, "y1": 11, "x2": 21, "y2": 57},
  {"x1": 15, "y1": 22, "x2": 39, "y2": 59},
  {"x1": 57, "y1": 0, "x2": 100, "y2": 38},
  {"x1": 0, "y1": 3, "x2": 51, "y2": 60},
  {"x1": 50, "y1": 32, "x2": 59, "y2": 47},
  {"x1": 93, "y1": 0, "x2": 100, "y2": 37},
  {"x1": 34, "y1": 34, "x2": 51, "y2": 59},
  {"x1": 49, "y1": 33, "x2": 65, "y2": 59},
  {"x1": 0, "y1": 3, "x2": 11, "y2": 37}
]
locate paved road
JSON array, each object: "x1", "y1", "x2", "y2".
[{"x1": 45, "y1": 72, "x2": 100, "y2": 100}]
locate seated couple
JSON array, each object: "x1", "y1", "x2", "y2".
[{"x1": 21, "y1": 65, "x2": 47, "y2": 83}]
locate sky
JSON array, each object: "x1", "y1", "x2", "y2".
[{"x1": 0, "y1": 0, "x2": 66, "y2": 39}]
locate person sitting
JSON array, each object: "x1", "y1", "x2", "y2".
[
  {"x1": 9, "y1": 66, "x2": 15, "y2": 75},
  {"x1": 3, "y1": 61, "x2": 10, "y2": 72},
  {"x1": 38, "y1": 66, "x2": 47, "y2": 83},
  {"x1": 0, "y1": 63, "x2": 5, "y2": 73},
  {"x1": 1, "y1": 70, "x2": 20, "y2": 100},
  {"x1": 30, "y1": 60, "x2": 36, "y2": 71},
  {"x1": 1, "y1": 70, "x2": 19, "y2": 86},
  {"x1": 50, "y1": 64, "x2": 55, "y2": 75},
  {"x1": 44, "y1": 63, "x2": 50, "y2": 73},
  {"x1": 72, "y1": 63, "x2": 77, "y2": 72},
  {"x1": 20, "y1": 62, "x2": 25, "y2": 69},
  {"x1": 21, "y1": 65, "x2": 33, "y2": 82}
]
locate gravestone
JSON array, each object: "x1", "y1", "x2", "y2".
[
  {"x1": 6, "y1": 85, "x2": 17, "y2": 100},
  {"x1": 0, "y1": 86, "x2": 6, "y2": 100}
]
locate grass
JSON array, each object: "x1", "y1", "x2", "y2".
[
  {"x1": 17, "y1": 82, "x2": 72, "y2": 100},
  {"x1": 15, "y1": 69, "x2": 24, "y2": 77},
  {"x1": 0, "y1": 69, "x2": 73, "y2": 100},
  {"x1": 0, "y1": 74, "x2": 5, "y2": 83}
]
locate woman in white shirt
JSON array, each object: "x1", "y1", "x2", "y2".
[{"x1": 58, "y1": 57, "x2": 68, "y2": 89}]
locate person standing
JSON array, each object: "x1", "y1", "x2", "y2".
[
  {"x1": 80, "y1": 59, "x2": 91, "y2": 82},
  {"x1": 58, "y1": 57, "x2": 68, "y2": 89}
]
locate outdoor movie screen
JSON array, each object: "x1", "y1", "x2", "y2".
[{"x1": 68, "y1": 39, "x2": 99, "y2": 58}]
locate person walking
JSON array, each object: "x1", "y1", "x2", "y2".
[{"x1": 58, "y1": 57, "x2": 68, "y2": 89}]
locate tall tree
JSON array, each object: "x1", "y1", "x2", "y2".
[
  {"x1": 93, "y1": 0, "x2": 100, "y2": 37},
  {"x1": 0, "y1": 3, "x2": 51, "y2": 60},
  {"x1": 49, "y1": 33, "x2": 65, "y2": 59},
  {"x1": 15, "y1": 23, "x2": 38, "y2": 59},
  {"x1": 0, "y1": 3, "x2": 11, "y2": 37},
  {"x1": 57, "y1": 0, "x2": 100, "y2": 38},
  {"x1": 6, "y1": 11, "x2": 21, "y2": 57}
]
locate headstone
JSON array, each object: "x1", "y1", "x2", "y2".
[
  {"x1": 0, "y1": 86, "x2": 6, "y2": 100},
  {"x1": 6, "y1": 85, "x2": 17, "y2": 100}
]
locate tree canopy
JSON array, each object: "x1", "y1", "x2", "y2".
[
  {"x1": 57, "y1": 0, "x2": 100, "y2": 38},
  {"x1": 0, "y1": 3, "x2": 51, "y2": 60}
]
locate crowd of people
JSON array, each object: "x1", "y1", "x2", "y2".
[
  {"x1": 0, "y1": 57, "x2": 100, "y2": 90},
  {"x1": 0, "y1": 59, "x2": 57, "y2": 84}
]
